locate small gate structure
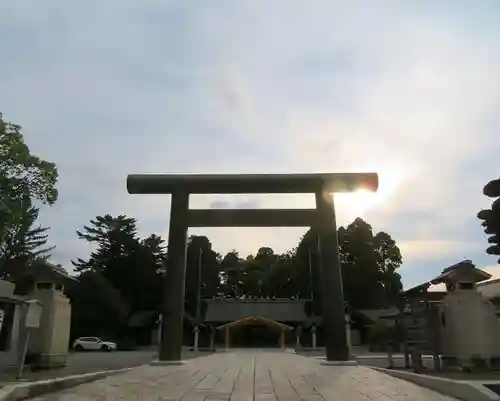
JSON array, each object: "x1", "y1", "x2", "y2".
[{"x1": 127, "y1": 173, "x2": 378, "y2": 363}]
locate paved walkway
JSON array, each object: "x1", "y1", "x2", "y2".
[{"x1": 30, "y1": 351, "x2": 458, "y2": 401}]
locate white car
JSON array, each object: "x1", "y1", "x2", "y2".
[{"x1": 72, "y1": 337, "x2": 117, "y2": 352}]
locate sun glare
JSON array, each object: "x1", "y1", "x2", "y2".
[
  {"x1": 336, "y1": 189, "x2": 378, "y2": 217},
  {"x1": 334, "y1": 171, "x2": 404, "y2": 217}
]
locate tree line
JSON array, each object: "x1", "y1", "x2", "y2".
[{"x1": 67, "y1": 213, "x2": 404, "y2": 339}]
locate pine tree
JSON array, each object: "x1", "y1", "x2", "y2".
[
  {"x1": 72, "y1": 214, "x2": 166, "y2": 313},
  {"x1": 0, "y1": 202, "x2": 54, "y2": 279},
  {"x1": 71, "y1": 214, "x2": 139, "y2": 272}
]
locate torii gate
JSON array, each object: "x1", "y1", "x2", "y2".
[{"x1": 127, "y1": 173, "x2": 378, "y2": 363}]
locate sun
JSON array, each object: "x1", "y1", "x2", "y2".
[
  {"x1": 334, "y1": 171, "x2": 404, "y2": 218},
  {"x1": 335, "y1": 189, "x2": 379, "y2": 217}
]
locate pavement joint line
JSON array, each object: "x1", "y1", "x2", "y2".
[
  {"x1": 0, "y1": 367, "x2": 134, "y2": 401},
  {"x1": 372, "y1": 366, "x2": 500, "y2": 401}
]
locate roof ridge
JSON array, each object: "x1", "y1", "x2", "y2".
[{"x1": 477, "y1": 277, "x2": 500, "y2": 287}]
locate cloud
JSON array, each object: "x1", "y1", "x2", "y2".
[
  {"x1": 399, "y1": 240, "x2": 482, "y2": 262},
  {"x1": 208, "y1": 197, "x2": 260, "y2": 210},
  {"x1": 1, "y1": 1, "x2": 500, "y2": 288}
]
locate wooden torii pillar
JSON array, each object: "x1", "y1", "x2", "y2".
[{"x1": 127, "y1": 173, "x2": 378, "y2": 363}]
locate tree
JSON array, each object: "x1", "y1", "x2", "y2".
[
  {"x1": 70, "y1": 210, "x2": 404, "y2": 340},
  {"x1": 0, "y1": 202, "x2": 54, "y2": 279},
  {"x1": 264, "y1": 251, "x2": 295, "y2": 299},
  {"x1": 140, "y1": 234, "x2": 168, "y2": 275},
  {"x1": 338, "y1": 219, "x2": 384, "y2": 309},
  {"x1": 66, "y1": 271, "x2": 129, "y2": 339},
  {"x1": 125, "y1": 234, "x2": 167, "y2": 311},
  {"x1": 292, "y1": 217, "x2": 403, "y2": 310},
  {"x1": 0, "y1": 114, "x2": 58, "y2": 205},
  {"x1": 72, "y1": 214, "x2": 166, "y2": 314},
  {"x1": 72, "y1": 214, "x2": 138, "y2": 272},
  {"x1": 478, "y1": 178, "x2": 500, "y2": 262},
  {"x1": 373, "y1": 231, "x2": 403, "y2": 305},
  {"x1": 0, "y1": 113, "x2": 58, "y2": 277},
  {"x1": 217, "y1": 247, "x2": 297, "y2": 299},
  {"x1": 292, "y1": 228, "x2": 322, "y2": 310},
  {"x1": 237, "y1": 248, "x2": 275, "y2": 297},
  {"x1": 220, "y1": 250, "x2": 243, "y2": 298},
  {"x1": 185, "y1": 236, "x2": 221, "y2": 318}
]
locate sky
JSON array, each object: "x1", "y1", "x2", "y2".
[{"x1": 1, "y1": 1, "x2": 500, "y2": 289}]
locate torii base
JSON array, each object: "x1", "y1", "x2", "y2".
[
  {"x1": 321, "y1": 360, "x2": 359, "y2": 367},
  {"x1": 150, "y1": 360, "x2": 184, "y2": 366}
]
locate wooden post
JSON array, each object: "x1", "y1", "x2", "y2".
[
  {"x1": 403, "y1": 343, "x2": 410, "y2": 368},
  {"x1": 411, "y1": 348, "x2": 424, "y2": 373},
  {"x1": 387, "y1": 337, "x2": 394, "y2": 369},
  {"x1": 388, "y1": 346, "x2": 394, "y2": 369},
  {"x1": 193, "y1": 325, "x2": 199, "y2": 352},
  {"x1": 210, "y1": 326, "x2": 215, "y2": 352},
  {"x1": 401, "y1": 305, "x2": 410, "y2": 369},
  {"x1": 345, "y1": 313, "x2": 351, "y2": 350},
  {"x1": 225, "y1": 327, "x2": 230, "y2": 351},
  {"x1": 312, "y1": 325, "x2": 317, "y2": 350},
  {"x1": 280, "y1": 330, "x2": 285, "y2": 349}
]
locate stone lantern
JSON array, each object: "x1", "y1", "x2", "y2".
[{"x1": 14, "y1": 260, "x2": 77, "y2": 369}]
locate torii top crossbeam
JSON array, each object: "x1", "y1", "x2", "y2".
[{"x1": 127, "y1": 172, "x2": 379, "y2": 194}]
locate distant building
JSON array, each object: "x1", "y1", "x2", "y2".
[
  {"x1": 135, "y1": 298, "x2": 358, "y2": 350},
  {"x1": 202, "y1": 298, "x2": 310, "y2": 349}
]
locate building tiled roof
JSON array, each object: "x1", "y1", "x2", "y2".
[
  {"x1": 478, "y1": 277, "x2": 500, "y2": 287},
  {"x1": 203, "y1": 299, "x2": 308, "y2": 323},
  {"x1": 430, "y1": 260, "x2": 490, "y2": 284},
  {"x1": 16, "y1": 260, "x2": 78, "y2": 284}
]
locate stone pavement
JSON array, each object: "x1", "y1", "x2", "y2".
[{"x1": 29, "y1": 351, "x2": 458, "y2": 401}]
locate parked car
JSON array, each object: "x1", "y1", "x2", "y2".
[{"x1": 72, "y1": 337, "x2": 117, "y2": 352}]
